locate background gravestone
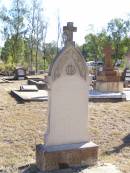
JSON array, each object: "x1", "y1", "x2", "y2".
[
  {"x1": 14, "y1": 67, "x2": 26, "y2": 80},
  {"x1": 96, "y1": 45, "x2": 123, "y2": 92},
  {"x1": 36, "y1": 22, "x2": 98, "y2": 171}
]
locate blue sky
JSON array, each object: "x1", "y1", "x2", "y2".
[{"x1": 1, "y1": 0, "x2": 130, "y2": 45}]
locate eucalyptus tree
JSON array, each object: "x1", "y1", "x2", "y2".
[
  {"x1": 27, "y1": 0, "x2": 48, "y2": 72},
  {"x1": 0, "y1": 0, "x2": 27, "y2": 64},
  {"x1": 83, "y1": 30, "x2": 109, "y2": 62},
  {"x1": 107, "y1": 18, "x2": 130, "y2": 63}
]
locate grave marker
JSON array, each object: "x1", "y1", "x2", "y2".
[
  {"x1": 96, "y1": 45, "x2": 123, "y2": 92},
  {"x1": 36, "y1": 22, "x2": 98, "y2": 171},
  {"x1": 14, "y1": 67, "x2": 26, "y2": 80}
]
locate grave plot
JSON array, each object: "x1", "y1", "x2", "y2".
[
  {"x1": 11, "y1": 89, "x2": 48, "y2": 101},
  {"x1": 89, "y1": 45, "x2": 125, "y2": 101},
  {"x1": 11, "y1": 83, "x2": 48, "y2": 102},
  {"x1": 27, "y1": 78, "x2": 47, "y2": 90}
]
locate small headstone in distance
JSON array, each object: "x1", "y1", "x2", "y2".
[
  {"x1": 14, "y1": 67, "x2": 26, "y2": 80},
  {"x1": 20, "y1": 85, "x2": 38, "y2": 91},
  {"x1": 39, "y1": 70, "x2": 44, "y2": 74},
  {"x1": 29, "y1": 70, "x2": 36, "y2": 75}
]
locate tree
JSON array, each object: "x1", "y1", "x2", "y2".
[
  {"x1": 1, "y1": 38, "x2": 11, "y2": 63},
  {"x1": 44, "y1": 41, "x2": 57, "y2": 64},
  {"x1": 107, "y1": 18, "x2": 130, "y2": 63},
  {"x1": 27, "y1": 0, "x2": 35, "y2": 70},
  {"x1": 27, "y1": 0, "x2": 47, "y2": 72},
  {"x1": 56, "y1": 11, "x2": 62, "y2": 53},
  {"x1": 0, "y1": 0, "x2": 27, "y2": 64},
  {"x1": 82, "y1": 30, "x2": 109, "y2": 62}
]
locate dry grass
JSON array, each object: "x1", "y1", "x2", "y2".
[
  {"x1": 0, "y1": 79, "x2": 47, "y2": 169},
  {"x1": 89, "y1": 102, "x2": 130, "y2": 173},
  {"x1": 0, "y1": 78, "x2": 130, "y2": 172}
]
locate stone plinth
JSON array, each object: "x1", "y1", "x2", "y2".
[
  {"x1": 36, "y1": 142, "x2": 98, "y2": 171},
  {"x1": 96, "y1": 81, "x2": 123, "y2": 92},
  {"x1": 96, "y1": 69, "x2": 120, "y2": 82},
  {"x1": 96, "y1": 45, "x2": 123, "y2": 92}
]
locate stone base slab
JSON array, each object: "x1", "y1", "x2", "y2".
[
  {"x1": 36, "y1": 142, "x2": 98, "y2": 172},
  {"x1": 96, "y1": 81, "x2": 123, "y2": 92}
]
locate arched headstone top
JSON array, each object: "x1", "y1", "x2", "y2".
[{"x1": 49, "y1": 45, "x2": 88, "y2": 82}]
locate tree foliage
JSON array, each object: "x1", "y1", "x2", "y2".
[
  {"x1": 83, "y1": 18, "x2": 130, "y2": 66},
  {"x1": 1, "y1": 1, "x2": 130, "y2": 73},
  {"x1": 0, "y1": 0, "x2": 49, "y2": 72}
]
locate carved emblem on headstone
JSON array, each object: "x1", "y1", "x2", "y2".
[{"x1": 66, "y1": 64, "x2": 76, "y2": 75}]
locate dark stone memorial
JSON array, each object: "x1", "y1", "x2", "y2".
[{"x1": 14, "y1": 67, "x2": 26, "y2": 80}]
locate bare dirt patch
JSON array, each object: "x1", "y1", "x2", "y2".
[{"x1": 0, "y1": 79, "x2": 130, "y2": 172}]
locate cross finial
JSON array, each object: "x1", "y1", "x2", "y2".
[{"x1": 63, "y1": 22, "x2": 77, "y2": 46}]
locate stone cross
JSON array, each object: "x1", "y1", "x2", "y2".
[
  {"x1": 103, "y1": 45, "x2": 113, "y2": 69},
  {"x1": 63, "y1": 22, "x2": 77, "y2": 45}
]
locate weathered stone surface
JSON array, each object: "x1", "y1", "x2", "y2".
[
  {"x1": 36, "y1": 142, "x2": 98, "y2": 171},
  {"x1": 28, "y1": 78, "x2": 47, "y2": 90},
  {"x1": 36, "y1": 22, "x2": 98, "y2": 172},
  {"x1": 96, "y1": 45, "x2": 123, "y2": 92},
  {"x1": 20, "y1": 84, "x2": 38, "y2": 91},
  {"x1": 96, "y1": 81, "x2": 123, "y2": 92},
  {"x1": 96, "y1": 45, "x2": 120, "y2": 82},
  {"x1": 46, "y1": 27, "x2": 88, "y2": 146},
  {"x1": 63, "y1": 22, "x2": 77, "y2": 46},
  {"x1": 11, "y1": 90, "x2": 48, "y2": 101}
]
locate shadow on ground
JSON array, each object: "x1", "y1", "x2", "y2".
[
  {"x1": 104, "y1": 134, "x2": 130, "y2": 155},
  {"x1": 21, "y1": 164, "x2": 87, "y2": 173}
]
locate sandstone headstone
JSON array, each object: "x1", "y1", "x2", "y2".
[
  {"x1": 96, "y1": 45, "x2": 123, "y2": 92},
  {"x1": 36, "y1": 22, "x2": 98, "y2": 171}
]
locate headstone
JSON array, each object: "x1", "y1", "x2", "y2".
[
  {"x1": 124, "y1": 69, "x2": 130, "y2": 87},
  {"x1": 20, "y1": 85, "x2": 38, "y2": 91},
  {"x1": 125, "y1": 50, "x2": 130, "y2": 69},
  {"x1": 39, "y1": 70, "x2": 44, "y2": 74},
  {"x1": 36, "y1": 22, "x2": 98, "y2": 172},
  {"x1": 14, "y1": 67, "x2": 26, "y2": 80},
  {"x1": 28, "y1": 70, "x2": 36, "y2": 75},
  {"x1": 28, "y1": 78, "x2": 47, "y2": 90},
  {"x1": 96, "y1": 45, "x2": 123, "y2": 92}
]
